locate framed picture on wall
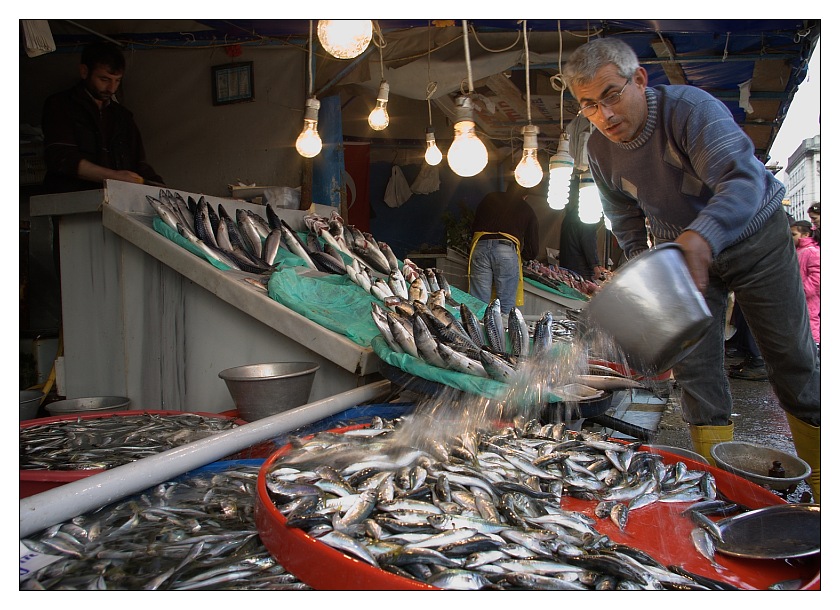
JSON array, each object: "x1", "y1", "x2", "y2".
[{"x1": 212, "y1": 62, "x2": 254, "y2": 105}]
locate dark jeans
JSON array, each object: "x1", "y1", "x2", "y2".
[{"x1": 673, "y1": 208, "x2": 820, "y2": 427}]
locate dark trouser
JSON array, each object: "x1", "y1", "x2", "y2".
[{"x1": 673, "y1": 208, "x2": 820, "y2": 427}]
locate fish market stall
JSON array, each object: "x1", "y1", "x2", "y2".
[
  {"x1": 32, "y1": 181, "x2": 382, "y2": 412},
  {"x1": 522, "y1": 278, "x2": 589, "y2": 317}
]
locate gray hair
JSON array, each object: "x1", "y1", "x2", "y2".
[{"x1": 563, "y1": 38, "x2": 640, "y2": 93}]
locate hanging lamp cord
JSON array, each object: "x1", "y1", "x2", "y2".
[
  {"x1": 306, "y1": 19, "x2": 314, "y2": 97},
  {"x1": 461, "y1": 20, "x2": 474, "y2": 94},
  {"x1": 523, "y1": 19, "x2": 532, "y2": 125}
]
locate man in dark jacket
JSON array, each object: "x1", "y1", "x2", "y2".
[{"x1": 42, "y1": 41, "x2": 163, "y2": 192}]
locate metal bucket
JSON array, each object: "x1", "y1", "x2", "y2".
[
  {"x1": 584, "y1": 243, "x2": 713, "y2": 374},
  {"x1": 219, "y1": 362, "x2": 320, "y2": 422},
  {"x1": 711, "y1": 441, "x2": 811, "y2": 491},
  {"x1": 45, "y1": 396, "x2": 131, "y2": 416},
  {"x1": 20, "y1": 390, "x2": 44, "y2": 421}
]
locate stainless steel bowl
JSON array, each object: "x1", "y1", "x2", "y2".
[
  {"x1": 20, "y1": 390, "x2": 44, "y2": 421},
  {"x1": 711, "y1": 441, "x2": 811, "y2": 491},
  {"x1": 218, "y1": 362, "x2": 320, "y2": 422},
  {"x1": 45, "y1": 396, "x2": 131, "y2": 416},
  {"x1": 584, "y1": 243, "x2": 713, "y2": 374}
]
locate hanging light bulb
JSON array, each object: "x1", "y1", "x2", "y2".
[
  {"x1": 368, "y1": 80, "x2": 390, "y2": 131},
  {"x1": 317, "y1": 20, "x2": 373, "y2": 59},
  {"x1": 424, "y1": 126, "x2": 443, "y2": 166},
  {"x1": 547, "y1": 136, "x2": 574, "y2": 210},
  {"x1": 514, "y1": 124, "x2": 543, "y2": 188},
  {"x1": 447, "y1": 96, "x2": 488, "y2": 177},
  {"x1": 579, "y1": 170, "x2": 603, "y2": 224},
  {"x1": 295, "y1": 97, "x2": 322, "y2": 158}
]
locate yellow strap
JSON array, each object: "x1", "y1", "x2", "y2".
[{"x1": 467, "y1": 232, "x2": 525, "y2": 306}]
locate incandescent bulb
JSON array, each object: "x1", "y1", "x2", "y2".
[
  {"x1": 547, "y1": 138, "x2": 574, "y2": 210},
  {"x1": 514, "y1": 125, "x2": 543, "y2": 188},
  {"x1": 447, "y1": 120, "x2": 488, "y2": 177},
  {"x1": 424, "y1": 128, "x2": 442, "y2": 166},
  {"x1": 368, "y1": 102, "x2": 389, "y2": 131},
  {"x1": 579, "y1": 171, "x2": 604, "y2": 224},
  {"x1": 295, "y1": 97, "x2": 322, "y2": 158},
  {"x1": 317, "y1": 20, "x2": 373, "y2": 60},
  {"x1": 296, "y1": 120, "x2": 322, "y2": 158},
  {"x1": 368, "y1": 81, "x2": 390, "y2": 131}
]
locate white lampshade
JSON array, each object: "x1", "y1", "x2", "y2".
[
  {"x1": 424, "y1": 127, "x2": 443, "y2": 166},
  {"x1": 295, "y1": 97, "x2": 322, "y2": 158},
  {"x1": 317, "y1": 20, "x2": 373, "y2": 60},
  {"x1": 368, "y1": 80, "x2": 390, "y2": 131},
  {"x1": 514, "y1": 125, "x2": 543, "y2": 188},
  {"x1": 579, "y1": 170, "x2": 603, "y2": 224},
  {"x1": 447, "y1": 97, "x2": 488, "y2": 177},
  {"x1": 547, "y1": 138, "x2": 574, "y2": 210}
]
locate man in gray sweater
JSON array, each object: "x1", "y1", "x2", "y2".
[{"x1": 564, "y1": 38, "x2": 820, "y2": 502}]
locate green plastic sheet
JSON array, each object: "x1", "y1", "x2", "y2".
[{"x1": 524, "y1": 276, "x2": 589, "y2": 302}]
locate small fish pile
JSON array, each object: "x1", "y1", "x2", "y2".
[
  {"x1": 371, "y1": 299, "x2": 622, "y2": 401},
  {"x1": 524, "y1": 260, "x2": 601, "y2": 297},
  {"x1": 373, "y1": 298, "x2": 545, "y2": 383},
  {"x1": 264, "y1": 416, "x2": 726, "y2": 590},
  {"x1": 20, "y1": 413, "x2": 241, "y2": 471},
  {"x1": 147, "y1": 189, "x2": 288, "y2": 274},
  {"x1": 21, "y1": 462, "x2": 309, "y2": 590}
]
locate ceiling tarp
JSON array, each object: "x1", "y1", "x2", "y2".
[{"x1": 26, "y1": 19, "x2": 820, "y2": 161}]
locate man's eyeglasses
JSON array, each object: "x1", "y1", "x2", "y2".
[{"x1": 577, "y1": 79, "x2": 631, "y2": 118}]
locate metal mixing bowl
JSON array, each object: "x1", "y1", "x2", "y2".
[
  {"x1": 584, "y1": 243, "x2": 713, "y2": 374},
  {"x1": 45, "y1": 396, "x2": 131, "y2": 416},
  {"x1": 218, "y1": 362, "x2": 320, "y2": 422},
  {"x1": 20, "y1": 390, "x2": 44, "y2": 421},
  {"x1": 711, "y1": 441, "x2": 811, "y2": 491}
]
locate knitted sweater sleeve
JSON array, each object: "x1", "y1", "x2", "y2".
[{"x1": 676, "y1": 96, "x2": 777, "y2": 256}]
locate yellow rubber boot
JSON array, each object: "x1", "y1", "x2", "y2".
[
  {"x1": 785, "y1": 413, "x2": 820, "y2": 504},
  {"x1": 689, "y1": 421, "x2": 734, "y2": 466}
]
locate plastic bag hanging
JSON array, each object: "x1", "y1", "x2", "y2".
[
  {"x1": 383, "y1": 165, "x2": 412, "y2": 208},
  {"x1": 410, "y1": 162, "x2": 440, "y2": 195}
]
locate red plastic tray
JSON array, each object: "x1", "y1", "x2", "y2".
[
  {"x1": 589, "y1": 358, "x2": 672, "y2": 382},
  {"x1": 19, "y1": 410, "x2": 263, "y2": 498},
  {"x1": 255, "y1": 430, "x2": 819, "y2": 591}
]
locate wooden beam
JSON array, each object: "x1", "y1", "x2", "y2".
[{"x1": 651, "y1": 38, "x2": 687, "y2": 85}]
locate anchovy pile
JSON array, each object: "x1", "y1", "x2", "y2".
[
  {"x1": 21, "y1": 463, "x2": 309, "y2": 591},
  {"x1": 20, "y1": 413, "x2": 241, "y2": 471},
  {"x1": 265, "y1": 416, "x2": 728, "y2": 591}
]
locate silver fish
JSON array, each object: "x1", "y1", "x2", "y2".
[
  {"x1": 236, "y1": 208, "x2": 263, "y2": 257},
  {"x1": 483, "y1": 299, "x2": 505, "y2": 353},
  {"x1": 262, "y1": 228, "x2": 283, "y2": 265},
  {"x1": 436, "y1": 341, "x2": 488, "y2": 378},
  {"x1": 507, "y1": 307, "x2": 530, "y2": 357},
  {"x1": 386, "y1": 311, "x2": 419, "y2": 358},
  {"x1": 388, "y1": 271, "x2": 409, "y2": 300},
  {"x1": 278, "y1": 219, "x2": 316, "y2": 270},
  {"x1": 412, "y1": 315, "x2": 447, "y2": 368},
  {"x1": 479, "y1": 348, "x2": 516, "y2": 383},
  {"x1": 409, "y1": 277, "x2": 429, "y2": 304}
]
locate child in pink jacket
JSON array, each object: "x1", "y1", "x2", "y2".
[{"x1": 791, "y1": 220, "x2": 820, "y2": 351}]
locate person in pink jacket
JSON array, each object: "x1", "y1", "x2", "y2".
[{"x1": 791, "y1": 220, "x2": 820, "y2": 352}]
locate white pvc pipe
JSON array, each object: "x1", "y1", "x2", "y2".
[{"x1": 20, "y1": 380, "x2": 392, "y2": 539}]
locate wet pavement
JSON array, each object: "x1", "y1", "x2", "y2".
[{"x1": 592, "y1": 352, "x2": 813, "y2": 503}]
